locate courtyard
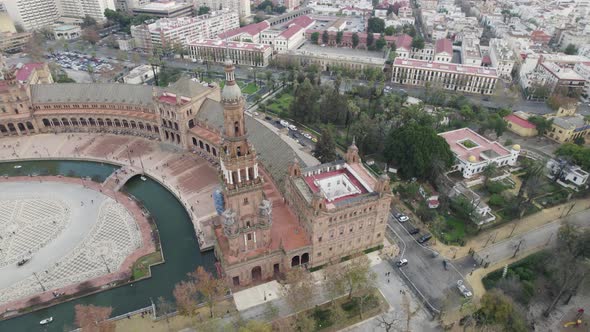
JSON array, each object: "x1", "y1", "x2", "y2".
[{"x1": 0, "y1": 180, "x2": 145, "y2": 309}]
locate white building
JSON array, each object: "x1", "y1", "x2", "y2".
[
  {"x1": 489, "y1": 38, "x2": 516, "y2": 81},
  {"x1": 53, "y1": 24, "x2": 81, "y2": 40},
  {"x1": 115, "y1": 0, "x2": 150, "y2": 12},
  {"x1": 461, "y1": 37, "x2": 482, "y2": 66},
  {"x1": 392, "y1": 58, "x2": 498, "y2": 95},
  {"x1": 123, "y1": 64, "x2": 158, "y2": 84},
  {"x1": 260, "y1": 16, "x2": 313, "y2": 53},
  {"x1": 196, "y1": 0, "x2": 250, "y2": 18},
  {"x1": 573, "y1": 62, "x2": 590, "y2": 97},
  {"x1": 547, "y1": 159, "x2": 589, "y2": 188},
  {"x1": 439, "y1": 128, "x2": 520, "y2": 179},
  {"x1": 188, "y1": 39, "x2": 272, "y2": 67},
  {"x1": 60, "y1": 0, "x2": 115, "y2": 22},
  {"x1": 434, "y1": 38, "x2": 453, "y2": 62},
  {"x1": 131, "y1": 10, "x2": 239, "y2": 52},
  {"x1": 0, "y1": 0, "x2": 61, "y2": 30},
  {"x1": 449, "y1": 182, "x2": 496, "y2": 225}
]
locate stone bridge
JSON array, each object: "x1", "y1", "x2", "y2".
[{"x1": 102, "y1": 166, "x2": 144, "y2": 192}]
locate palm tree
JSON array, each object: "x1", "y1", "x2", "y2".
[{"x1": 515, "y1": 159, "x2": 545, "y2": 218}]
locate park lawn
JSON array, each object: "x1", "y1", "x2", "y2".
[
  {"x1": 242, "y1": 82, "x2": 258, "y2": 94},
  {"x1": 266, "y1": 93, "x2": 294, "y2": 115},
  {"x1": 438, "y1": 216, "x2": 467, "y2": 245},
  {"x1": 132, "y1": 251, "x2": 164, "y2": 280},
  {"x1": 275, "y1": 288, "x2": 388, "y2": 331}
]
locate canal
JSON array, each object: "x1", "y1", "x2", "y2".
[{"x1": 0, "y1": 160, "x2": 216, "y2": 332}]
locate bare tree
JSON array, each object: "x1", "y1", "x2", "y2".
[
  {"x1": 376, "y1": 313, "x2": 401, "y2": 332},
  {"x1": 156, "y1": 296, "x2": 173, "y2": 331},
  {"x1": 173, "y1": 279, "x2": 199, "y2": 322},
  {"x1": 74, "y1": 304, "x2": 115, "y2": 332},
  {"x1": 543, "y1": 223, "x2": 590, "y2": 316},
  {"x1": 190, "y1": 266, "x2": 227, "y2": 318},
  {"x1": 324, "y1": 262, "x2": 346, "y2": 306},
  {"x1": 282, "y1": 268, "x2": 314, "y2": 313},
  {"x1": 341, "y1": 255, "x2": 373, "y2": 300}
]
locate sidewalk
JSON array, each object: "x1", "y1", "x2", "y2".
[{"x1": 430, "y1": 197, "x2": 590, "y2": 259}]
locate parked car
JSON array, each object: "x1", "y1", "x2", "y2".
[
  {"x1": 396, "y1": 258, "x2": 408, "y2": 267},
  {"x1": 395, "y1": 212, "x2": 409, "y2": 222},
  {"x1": 409, "y1": 227, "x2": 420, "y2": 235},
  {"x1": 265, "y1": 116, "x2": 272, "y2": 121},
  {"x1": 417, "y1": 233, "x2": 432, "y2": 244},
  {"x1": 457, "y1": 280, "x2": 473, "y2": 298}
]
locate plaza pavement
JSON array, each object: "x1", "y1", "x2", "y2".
[
  {"x1": 0, "y1": 176, "x2": 155, "y2": 315},
  {"x1": 0, "y1": 133, "x2": 220, "y2": 250}
]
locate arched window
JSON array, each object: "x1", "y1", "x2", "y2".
[
  {"x1": 122, "y1": 120, "x2": 129, "y2": 127},
  {"x1": 52, "y1": 119, "x2": 61, "y2": 126},
  {"x1": 234, "y1": 121, "x2": 240, "y2": 135},
  {"x1": 26, "y1": 122, "x2": 34, "y2": 130},
  {"x1": 89, "y1": 118, "x2": 96, "y2": 126},
  {"x1": 80, "y1": 118, "x2": 88, "y2": 126},
  {"x1": 114, "y1": 119, "x2": 121, "y2": 127},
  {"x1": 106, "y1": 118, "x2": 113, "y2": 126},
  {"x1": 42, "y1": 119, "x2": 51, "y2": 127},
  {"x1": 97, "y1": 118, "x2": 104, "y2": 126},
  {"x1": 138, "y1": 122, "x2": 145, "y2": 130},
  {"x1": 70, "y1": 118, "x2": 79, "y2": 126},
  {"x1": 61, "y1": 118, "x2": 69, "y2": 126},
  {"x1": 130, "y1": 121, "x2": 137, "y2": 129}
]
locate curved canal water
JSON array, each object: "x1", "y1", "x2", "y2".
[{"x1": 0, "y1": 160, "x2": 215, "y2": 332}]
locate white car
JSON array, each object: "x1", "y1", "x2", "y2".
[
  {"x1": 288, "y1": 124, "x2": 297, "y2": 131},
  {"x1": 280, "y1": 120, "x2": 289, "y2": 127},
  {"x1": 303, "y1": 133, "x2": 312, "y2": 139},
  {"x1": 457, "y1": 280, "x2": 473, "y2": 298},
  {"x1": 396, "y1": 258, "x2": 408, "y2": 267}
]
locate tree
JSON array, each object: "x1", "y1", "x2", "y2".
[
  {"x1": 543, "y1": 223, "x2": 590, "y2": 316},
  {"x1": 479, "y1": 290, "x2": 527, "y2": 332},
  {"x1": 74, "y1": 304, "x2": 115, "y2": 332},
  {"x1": 322, "y1": 30, "x2": 329, "y2": 44},
  {"x1": 156, "y1": 296, "x2": 173, "y2": 329},
  {"x1": 384, "y1": 26, "x2": 395, "y2": 36},
  {"x1": 527, "y1": 116, "x2": 553, "y2": 135},
  {"x1": 198, "y1": 6, "x2": 210, "y2": 15},
  {"x1": 311, "y1": 32, "x2": 320, "y2": 44},
  {"x1": 282, "y1": 268, "x2": 314, "y2": 312},
  {"x1": 295, "y1": 313, "x2": 316, "y2": 331},
  {"x1": 191, "y1": 266, "x2": 227, "y2": 318},
  {"x1": 238, "y1": 320, "x2": 273, "y2": 332},
  {"x1": 173, "y1": 279, "x2": 199, "y2": 320},
  {"x1": 564, "y1": 43, "x2": 578, "y2": 55},
  {"x1": 82, "y1": 28, "x2": 100, "y2": 45},
  {"x1": 352, "y1": 33, "x2": 360, "y2": 48},
  {"x1": 411, "y1": 36, "x2": 425, "y2": 49},
  {"x1": 336, "y1": 31, "x2": 343, "y2": 45},
  {"x1": 81, "y1": 15, "x2": 98, "y2": 28},
  {"x1": 376, "y1": 35, "x2": 387, "y2": 50},
  {"x1": 314, "y1": 127, "x2": 337, "y2": 163},
  {"x1": 514, "y1": 158, "x2": 545, "y2": 217},
  {"x1": 366, "y1": 33, "x2": 375, "y2": 47},
  {"x1": 367, "y1": 17, "x2": 385, "y2": 33},
  {"x1": 384, "y1": 123, "x2": 454, "y2": 180}
]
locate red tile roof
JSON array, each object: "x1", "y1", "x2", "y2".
[
  {"x1": 439, "y1": 128, "x2": 511, "y2": 163},
  {"x1": 303, "y1": 168, "x2": 369, "y2": 204},
  {"x1": 279, "y1": 24, "x2": 304, "y2": 39},
  {"x1": 393, "y1": 33, "x2": 413, "y2": 50},
  {"x1": 16, "y1": 62, "x2": 45, "y2": 82},
  {"x1": 504, "y1": 114, "x2": 536, "y2": 129},
  {"x1": 221, "y1": 21, "x2": 269, "y2": 39},
  {"x1": 482, "y1": 55, "x2": 491, "y2": 65},
  {"x1": 435, "y1": 38, "x2": 452, "y2": 55},
  {"x1": 286, "y1": 15, "x2": 314, "y2": 29}
]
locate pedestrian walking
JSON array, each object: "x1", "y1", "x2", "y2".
[{"x1": 387, "y1": 279, "x2": 390, "y2": 283}]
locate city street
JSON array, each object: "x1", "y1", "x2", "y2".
[{"x1": 388, "y1": 210, "x2": 470, "y2": 313}]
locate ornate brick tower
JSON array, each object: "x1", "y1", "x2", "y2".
[{"x1": 219, "y1": 59, "x2": 272, "y2": 256}]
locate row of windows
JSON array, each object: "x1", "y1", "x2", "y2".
[
  {"x1": 316, "y1": 233, "x2": 380, "y2": 257},
  {"x1": 328, "y1": 205, "x2": 376, "y2": 223},
  {"x1": 38, "y1": 104, "x2": 150, "y2": 112}
]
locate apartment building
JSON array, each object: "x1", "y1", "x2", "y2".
[
  {"x1": 434, "y1": 38, "x2": 453, "y2": 62},
  {"x1": 188, "y1": 39, "x2": 272, "y2": 67},
  {"x1": 0, "y1": 31, "x2": 32, "y2": 52},
  {"x1": 489, "y1": 38, "x2": 516, "y2": 81},
  {"x1": 538, "y1": 61, "x2": 587, "y2": 96},
  {"x1": 392, "y1": 58, "x2": 498, "y2": 95},
  {"x1": 131, "y1": 10, "x2": 240, "y2": 52},
  {"x1": 0, "y1": 0, "x2": 60, "y2": 30},
  {"x1": 60, "y1": 0, "x2": 115, "y2": 22},
  {"x1": 260, "y1": 15, "x2": 313, "y2": 53},
  {"x1": 196, "y1": 0, "x2": 251, "y2": 18},
  {"x1": 115, "y1": 0, "x2": 150, "y2": 12},
  {"x1": 461, "y1": 37, "x2": 482, "y2": 66},
  {"x1": 132, "y1": 1, "x2": 193, "y2": 18}
]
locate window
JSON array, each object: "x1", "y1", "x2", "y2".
[
  {"x1": 377, "y1": 233, "x2": 381, "y2": 238},
  {"x1": 317, "y1": 252, "x2": 322, "y2": 257},
  {"x1": 318, "y1": 236, "x2": 322, "y2": 242},
  {"x1": 247, "y1": 233, "x2": 252, "y2": 240},
  {"x1": 243, "y1": 198, "x2": 249, "y2": 205},
  {"x1": 329, "y1": 247, "x2": 332, "y2": 251}
]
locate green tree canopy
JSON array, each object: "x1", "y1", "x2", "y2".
[
  {"x1": 479, "y1": 290, "x2": 528, "y2": 332},
  {"x1": 564, "y1": 44, "x2": 578, "y2": 55},
  {"x1": 367, "y1": 17, "x2": 385, "y2": 33},
  {"x1": 376, "y1": 35, "x2": 387, "y2": 50},
  {"x1": 336, "y1": 31, "x2": 343, "y2": 44},
  {"x1": 311, "y1": 32, "x2": 320, "y2": 44},
  {"x1": 322, "y1": 30, "x2": 329, "y2": 44},
  {"x1": 314, "y1": 127, "x2": 337, "y2": 163},
  {"x1": 384, "y1": 123, "x2": 454, "y2": 180},
  {"x1": 366, "y1": 33, "x2": 374, "y2": 47},
  {"x1": 527, "y1": 116, "x2": 553, "y2": 135},
  {"x1": 411, "y1": 36, "x2": 425, "y2": 49},
  {"x1": 384, "y1": 26, "x2": 395, "y2": 36},
  {"x1": 352, "y1": 33, "x2": 360, "y2": 48},
  {"x1": 556, "y1": 143, "x2": 590, "y2": 170},
  {"x1": 197, "y1": 6, "x2": 210, "y2": 15}
]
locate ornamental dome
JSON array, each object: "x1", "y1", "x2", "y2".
[
  {"x1": 468, "y1": 155, "x2": 477, "y2": 163},
  {"x1": 221, "y1": 83, "x2": 242, "y2": 102},
  {"x1": 512, "y1": 144, "x2": 521, "y2": 151}
]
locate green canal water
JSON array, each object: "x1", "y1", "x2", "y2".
[{"x1": 0, "y1": 160, "x2": 216, "y2": 332}]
